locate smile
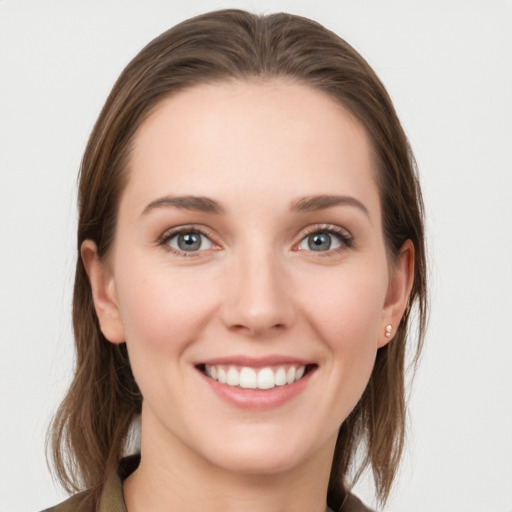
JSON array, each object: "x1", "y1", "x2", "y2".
[
  {"x1": 198, "y1": 363, "x2": 317, "y2": 390},
  {"x1": 196, "y1": 359, "x2": 318, "y2": 408}
]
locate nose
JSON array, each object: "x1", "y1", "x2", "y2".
[{"x1": 220, "y1": 247, "x2": 295, "y2": 338}]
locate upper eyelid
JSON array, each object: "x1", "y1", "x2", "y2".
[
  {"x1": 298, "y1": 223, "x2": 353, "y2": 240},
  {"x1": 159, "y1": 224, "x2": 217, "y2": 242}
]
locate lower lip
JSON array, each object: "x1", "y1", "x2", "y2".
[{"x1": 199, "y1": 369, "x2": 314, "y2": 410}]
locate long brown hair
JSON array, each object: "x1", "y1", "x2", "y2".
[{"x1": 48, "y1": 9, "x2": 428, "y2": 508}]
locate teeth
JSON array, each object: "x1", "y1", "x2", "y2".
[
  {"x1": 257, "y1": 368, "x2": 275, "y2": 389},
  {"x1": 286, "y1": 366, "x2": 296, "y2": 384},
  {"x1": 217, "y1": 367, "x2": 227, "y2": 384},
  {"x1": 239, "y1": 367, "x2": 257, "y2": 388},
  {"x1": 204, "y1": 364, "x2": 308, "y2": 390},
  {"x1": 227, "y1": 367, "x2": 240, "y2": 386},
  {"x1": 275, "y1": 367, "x2": 287, "y2": 386}
]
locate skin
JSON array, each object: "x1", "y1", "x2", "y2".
[{"x1": 83, "y1": 80, "x2": 414, "y2": 512}]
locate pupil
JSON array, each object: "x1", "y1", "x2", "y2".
[
  {"x1": 308, "y1": 233, "x2": 331, "y2": 251},
  {"x1": 178, "y1": 233, "x2": 201, "y2": 251}
]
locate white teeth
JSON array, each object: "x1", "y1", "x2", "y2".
[
  {"x1": 217, "y1": 367, "x2": 227, "y2": 384},
  {"x1": 204, "y1": 364, "x2": 308, "y2": 390},
  {"x1": 257, "y1": 367, "x2": 275, "y2": 389},
  {"x1": 239, "y1": 367, "x2": 257, "y2": 388},
  {"x1": 286, "y1": 366, "x2": 296, "y2": 384},
  {"x1": 275, "y1": 367, "x2": 287, "y2": 386},
  {"x1": 227, "y1": 367, "x2": 240, "y2": 386}
]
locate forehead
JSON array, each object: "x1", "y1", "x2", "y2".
[{"x1": 125, "y1": 80, "x2": 379, "y2": 215}]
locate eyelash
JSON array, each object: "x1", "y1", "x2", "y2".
[
  {"x1": 158, "y1": 226, "x2": 219, "y2": 257},
  {"x1": 295, "y1": 224, "x2": 354, "y2": 255},
  {"x1": 158, "y1": 224, "x2": 354, "y2": 257}
]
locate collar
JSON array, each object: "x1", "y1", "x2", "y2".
[
  {"x1": 43, "y1": 454, "x2": 371, "y2": 512},
  {"x1": 97, "y1": 455, "x2": 140, "y2": 512}
]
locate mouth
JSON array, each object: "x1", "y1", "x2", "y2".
[{"x1": 196, "y1": 363, "x2": 317, "y2": 390}]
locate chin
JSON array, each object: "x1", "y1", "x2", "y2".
[
  {"x1": 208, "y1": 448, "x2": 304, "y2": 476},
  {"x1": 195, "y1": 427, "x2": 330, "y2": 477}
]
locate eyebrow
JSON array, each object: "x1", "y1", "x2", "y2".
[
  {"x1": 141, "y1": 193, "x2": 369, "y2": 218},
  {"x1": 141, "y1": 195, "x2": 225, "y2": 216},
  {"x1": 291, "y1": 194, "x2": 370, "y2": 217}
]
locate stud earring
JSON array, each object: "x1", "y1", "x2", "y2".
[{"x1": 385, "y1": 324, "x2": 392, "y2": 338}]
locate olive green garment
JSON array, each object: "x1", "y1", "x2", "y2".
[{"x1": 41, "y1": 455, "x2": 373, "y2": 512}]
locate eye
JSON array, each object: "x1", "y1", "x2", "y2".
[
  {"x1": 164, "y1": 230, "x2": 215, "y2": 253},
  {"x1": 296, "y1": 227, "x2": 352, "y2": 253}
]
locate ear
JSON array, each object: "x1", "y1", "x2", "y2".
[
  {"x1": 81, "y1": 240, "x2": 125, "y2": 344},
  {"x1": 379, "y1": 239, "x2": 415, "y2": 348}
]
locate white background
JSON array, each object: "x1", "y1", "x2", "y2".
[{"x1": 1, "y1": 1, "x2": 511, "y2": 511}]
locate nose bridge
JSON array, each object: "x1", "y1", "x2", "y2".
[{"x1": 222, "y1": 239, "x2": 293, "y2": 336}]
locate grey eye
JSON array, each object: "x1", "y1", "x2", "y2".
[
  {"x1": 298, "y1": 232, "x2": 342, "y2": 252},
  {"x1": 168, "y1": 232, "x2": 213, "y2": 252}
]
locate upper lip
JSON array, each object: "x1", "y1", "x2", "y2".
[{"x1": 195, "y1": 355, "x2": 316, "y2": 368}]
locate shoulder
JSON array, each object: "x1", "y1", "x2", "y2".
[
  {"x1": 40, "y1": 489, "x2": 96, "y2": 512},
  {"x1": 342, "y1": 492, "x2": 375, "y2": 512},
  {"x1": 40, "y1": 455, "x2": 137, "y2": 512}
]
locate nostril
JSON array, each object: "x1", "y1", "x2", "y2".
[{"x1": 228, "y1": 322, "x2": 286, "y2": 336}]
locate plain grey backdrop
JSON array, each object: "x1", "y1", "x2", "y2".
[{"x1": 1, "y1": 1, "x2": 511, "y2": 511}]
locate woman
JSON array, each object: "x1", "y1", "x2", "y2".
[{"x1": 45, "y1": 9, "x2": 427, "y2": 512}]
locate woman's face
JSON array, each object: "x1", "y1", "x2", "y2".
[{"x1": 86, "y1": 80, "x2": 411, "y2": 477}]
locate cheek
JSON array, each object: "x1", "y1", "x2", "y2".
[
  {"x1": 113, "y1": 259, "x2": 218, "y2": 359},
  {"x1": 308, "y1": 269, "x2": 385, "y2": 337},
  {"x1": 300, "y1": 263, "x2": 387, "y2": 374},
  {"x1": 112, "y1": 262, "x2": 222, "y2": 414},
  {"x1": 300, "y1": 268, "x2": 387, "y2": 421}
]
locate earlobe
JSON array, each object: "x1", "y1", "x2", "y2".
[
  {"x1": 379, "y1": 239, "x2": 415, "y2": 348},
  {"x1": 81, "y1": 240, "x2": 125, "y2": 344}
]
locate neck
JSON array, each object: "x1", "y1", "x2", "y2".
[{"x1": 123, "y1": 411, "x2": 334, "y2": 512}]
